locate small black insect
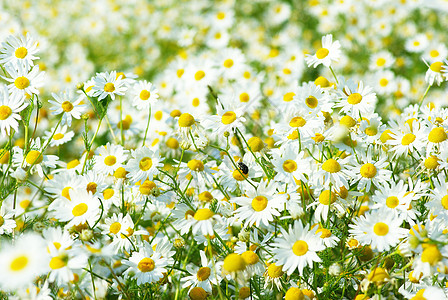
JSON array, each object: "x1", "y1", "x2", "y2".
[{"x1": 237, "y1": 162, "x2": 249, "y2": 175}]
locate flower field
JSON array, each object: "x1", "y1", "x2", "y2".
[{"x1": 1, "y1": 0, "x2": 448, "y2": 299}]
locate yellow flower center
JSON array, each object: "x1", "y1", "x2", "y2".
[
  {"x1": 316, "y1": 228, "x2": 332, "y2": 238},
  {"x1": 138, "y1": 257, "x2": 155, "y2": 272},
  {"x1": 104, "y1": 155, "x2": 117, "y2": 166},
  {"x1": 239, "y1": 92, "x2": 250, "y2": 102},
  {"x1": 319, "y1": 190, "x2": 337, "y2": 205},
  {"x1": 154, "y1": 111, "x2": 163, "y2": 120},
  {"x1": 430, "y1": 61, "x2": 443, "y2": 73},
  {"x1": 189, "y1": 287, "x2": 207, "y2": 300},
  {"x1": 178, "y1": 113, "x2": 195, "y2": 127},
  {"x1": 10, "y1": 255, "x2": 28, "y2": 271},
  {"x1": 104, "y1": 82, "x2": 115, "y2": 93},
  {"x1": 139, "y1": 180, "x2": 156, "y2": 195},
  {"x1": 248, "y1": 137, "x2": 264, "y2": 152},
  {"x1": 360, "y1": 163, "x2": 377, "y2": 178},
  {"x1": 379, "y1": 78, "x2": 389, "y2": 87},
  {"x1": 292, "y1": 240, "x2": 308, "y2": 256},
  {"x1": 430, "y1": 50, "x2": 440, "y2": 58},
  {"x1": 232, "y1": 169, "x2": 248, "y2": 181},
  {"x1": 421, "y1": 245, "x2": 442, "y2": 266},
  {"x1": 15, "y1": 47, "x2": 28, "y2": 59},
  {"x1": 283, "y1": 92, "x2": 295, "y2": 102},
  {"x1": 251, "y1": 195, "x2": 268, "y2": 212},
  {"x1": 61, "y1": 101, "x2": 73, "y2": 112},
  {"x1": 340, "y1": 115, "x2": 356, "y2": 127},
  {"x1": 103, "y1": 188, "x2": 115, "y2": 200},
  {"x1": 49, "y1": 256, "x2": 67, "y2": 270},
  {"x1": 314, "y1": 76, "x2": 330, "y2": 87},
  {"x1": 139, "y1": 90, "x2": 150, "y2": 100},
  {"x1": 222, "y1": 111, "x2": 237, "y2": 125},
  {"x1": 176, "y1": 69, "x2": 184, "y2": 78},
  {"x1": 373, "y1": 222, "x2": 389, "y2": 236},
  {"x1": 139, "y1": 157, "x2": 153, "y2": 171},
  {"x1": 347, "y1": 93, "x2": 362, "y2": 105},
  {"x1": 282, "y1": 159, "x2": 297, "y2": 173},
  {"x1": 424, "y1": 156, "x2": 439, "y2": 169},
  {"x1": 53, "y1": 133, "x2": 64, "y2": 140},
  {"x1": 166, "y1": 137, "x2": 179, "y2": 149},
  {"x1": 223, "y1": 59, "x2": 234, "y2": 68},
  {"x1": 14, "y1": 76, "x2": 30, "y2": 89},
  {"x1": 239, "y1": 287, "x2": 251, "y2": 299},
  {"x1": 0, "y1": 105, "x2": 12, "y2": 120},
  {"x1": 0, "y1": 149, "x2": 10, "y2": 164},
  {"x1": 194, "y1": 70, "x2": 205, "y2": 81},
  {"x1": 86, "y1": 182, "x2": 97, "y2": 194},
  {"x1": 289, "y1": 116, "x2": 306, "y2": 127},
  {"x1": 441, "y1": 195, "x2": 448, "y2": 210},
  {"x1": 322, "y1": 158, "x2": 341, "y2": 173},
  {"x1": 198, "y1": 191, "x2": 213, "y2": 202},
  {"x1": 305, "y1": 96, "x2": 318, "y2": 108},
  {"x1": 110, "y1": 222, "x2": 121, "y2": 234},
  {"x1": 401, "y1": 133, "x2": 416, "y2": 145},
  {"x1": 72, "y1": 203, "x2": 88, "y2": 217},
  {"x1": 187, "y1": 159, "x2": 204, "y2": 171},
  {"x1": 316, "y1": 48, "x2": 329, "y2": 59},
  {"x1": 25, "y1": 150, "x2": 43, "y2": 165},
  {"x1": 62, "y1": 187, "x2": 72, "y2": 200},
  {"x1": 267, "y1": 263, "x2": 283, "y2": 278},
  {"x1": 376, "y1": 58, "x2": 386, "y2": 67},
  {"x1": 241, "y1": 251, "x2": 259, "y2": 265},
  {"x1": 223, "y1": 253, "x2": 246, "y2": 272},
  {"x1": 365, "y1": 127, "x2": 378, "y2": 136},
  {"x1": 192, "y1": 98, "x2": 200, "y2": 107},
  {"x1": 386, "y1": 196, "x2": 399, "y2": 208},
  {"x1": 193, "y1": 208, "x2": 214, "y2": 221},
  {"x1": 0, "y1": 216, "x2": 4, "y2": 227},
  {"x1": 368, "y1": 267, "x2": 389, "y2": 283},
  {"x1": 285, "y1": 287, "x2": 304, "y2": 300},
  {"x1": 428, "y1": 127, "x2": 447, "y2": 143},
  {"x1": 197, "y1": 267, "x2": 211, "y2": 281}
]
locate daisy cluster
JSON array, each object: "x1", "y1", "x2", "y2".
[{"x1": 1, "y1": 1, "x2": 448, "y2": 300}]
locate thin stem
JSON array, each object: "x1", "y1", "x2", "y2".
[
  {"x1": 119, "y1": 96, "x2": 124, "y2": 146},
  {"x1": 329, "y1": 66, "x2": 339, "y2": 84},
  {"x1": 142, "y1": 104, "x2": 152, "y2": 146}
]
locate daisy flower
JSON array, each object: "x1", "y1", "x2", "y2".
[
  {"x1": 336, "y1": 80, "x2": 377, "y2": 118},
  {"x1": 201, "y1": 100, "x2": 247, "y2": 136},
  {"x1": 2, "y1": 63, "x2": 45, "y2": 98},
  {"x1": 424, "y1": 60, "x2": 446, "y2": 86},
  {"x1": 347, "y1": 151, "x2": 391, "y2": 192},
  {"x1": 181, "y1": 250, "x2": 221, "y2": 293},
  {"x1": 0, "y1": 33, "x2": 39, "y2": 69},
  {"x1": 271, "y1": 220, "x2": 325, "y2": 276},
  {"x1": 426, "y1": 174, "x2": 448, "y2": 218},
  {"x1": 90, "y1": 71, "x2": 127, "y2": 101},
  {"x1": 369, "y1": 51, "x2": 395, "y2": 70},
  {"x1": 12, "y1": 138, "x2": 59, "y2": 177},
  {"x1": 48, "y1": 89, "x2": 85, "y2": 127},
  {"x1": 94, "y1": 142, "x2": 128, "y2": 175},
  {"x1": 0, "y1": 205, "x2": 16, "y2": 235},
  {"x1": 305, "y1": 34, "x2": 341, "y2": 68},
  {"x1": 0, "y1": 234, "x2": 49, "y2": 290},
  {"x1": 44, "y1": 125, "x2": 74, "y2": 147},
  {"x1": 0, "y1": 84, "x2": 28, "y2": 136},
  {"x1": 231, "y1": 180, "x2": 287, "y2": 228},
  {"x1": 315, "y1": 156, "x2": 354, "y2": 190},
  {"x1": 47, "y1": 247, "x2": 88, "y2": 285},
  {"x1": 123, "y1": 241, "x2": 168, "y2": 285},
  {"x1": 270, "y1": 145, "x2": 310, "y2": 185},
  {"x1": 292, "y1": 81, "x2": 332, "y2": 115},
  {"x1": 131, "y1": 80, "x2": 159, "y2": 110},
  {"x1": 308, "y1": 188, "x2": 346, "y2": 222},
  {"x1": 52, "y1": 189, "x2": 100, "y2": 228},
  {"x1": 125, "y1": 146, "x2": 163, "y2": 183},
  {"x1": 218, "y1": 47, "x2": 246, "y2": 80},
  {"x1": 387, "y1": 122, "x2": 426, "y2": 158},
  {"x1": 186, "y1": 206, "x2": 222, "y2": 236},
  {"x1": 349, "y1": 208, "x2": 408, "y2": 252}
]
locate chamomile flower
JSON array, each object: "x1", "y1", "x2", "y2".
[
  {"x1": 48, "y1": 89, "x2": 85, "y2": 127},
  {"x1": 271, "y1": 220, "x2": 325, "y2": 276},
  {"x1": 0, "y1": 205, "x2": 16, "y2": 235},
  {"x1": 0, "y1": 33, "x2": 39, "y2": 69},
  {"x1": 90, "y1": 71, "x2": 127, "y2": 101},
  {"x1": 305, "y1": 34, "x2": 341, "y2": 68},
  {"x1": 271, "y1": 145, "x2": 310, "y2": 184},
  {"x1": 231, "y1": 180, "x2": 287, "y2": 228},
  {"x1": 94, "y1": 142, "x2": 128, "y2": 175},
  {"x1": 0, "y1": 234, "x2": 49, "y2": 290},
  {"x1": 201, "y1": 100, "x2": 247, "y2": 136},
  {"x1": 348, "y1": 151, "x2": 391, "y2": 192},
  {"x1": 369, "y1": 51, "x2": 395, "y2": 70},
  {"x1": 181, "y1": 250, "x2": 220, "y2": 293},
  {"x1": 44, "y1": 125, "x2": 74, "y2": 147},
  {"x1": 337, "y1": 81, "x2": 377, "y2": 118},
  {"x1": 2, "y1": 63, "x2": 45, "y2": 98},
  {"x1": 52, "y1": 189, "x2": 100, "y2": 228},
  {"x1": 315, "y1": 156, "x2": 354, "y2": 190},
  {"x1": 131, "y1": 80, "x2": 159, "y2": 110},
  {"x1": 349, "y1": 208, "x2": 408, "y2": 252},
  {"x1": 125, "y1": 147, "x2": 163, "y2": 183},
  {"x1": 424, "y1": 60, "x2": 446, "y2": 86},
  {"x1": 123, "y1": 241, "x2": 168, "y2": 285},
  {"x1": 0, "y1": 84, "x2": 28, "y2": 136}
]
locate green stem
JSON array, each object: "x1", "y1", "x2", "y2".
[{"x1": 142, "y1": 104, "x2": 152, "y2": 146}]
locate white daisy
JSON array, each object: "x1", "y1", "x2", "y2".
[
  {"x1": 131, "y1": 80, "x2": 159, "y2": 110},
  {"x1": 0, "y1": 33, "x2": 39, "y2": 69},
  {"x1": 125, "y1": 146, "x2": 163, "y2": 183},
  {"x1": 2, "y1": 62, "x2": 45, "y2": 98},
  {"x1": 48, "y1": 89, "x2": 85, "y2": 127},
  {"x1": 90, "y1": 71, "x2": 128, "y2": 101},
  {"x1": 0, "y1": 84, "x2": 28, "y2": 136},
  {"x1": 305, "y1": 34, "x2": 341, "y2": 68}
]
